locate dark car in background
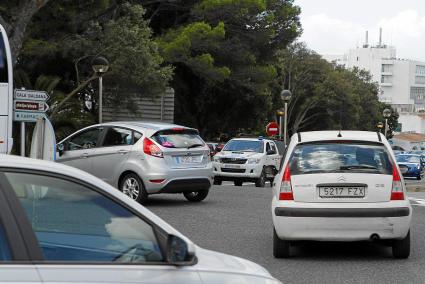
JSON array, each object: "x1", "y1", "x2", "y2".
[{"x1": 396, "y1": 154, "x2": 425, "y2": 180}]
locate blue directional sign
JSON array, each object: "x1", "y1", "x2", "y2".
[{"x1": 13, "y1": 111, "x2": 46, "y2": 122}]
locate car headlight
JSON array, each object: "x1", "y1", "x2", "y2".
[
  {"x1": 248, "y1": 158, "x2": 261, "y2": 164},
  {"x1": 418, "y1": 165, "x2": 421, "y2": 170}
]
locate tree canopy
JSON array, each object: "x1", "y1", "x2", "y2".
[{"x1": 0, "y1": 0, "x2": 397, "y2": 142}]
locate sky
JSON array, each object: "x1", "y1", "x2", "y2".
[{"x1": 295, "y1": 0, "x2": 425, "y2": 61}]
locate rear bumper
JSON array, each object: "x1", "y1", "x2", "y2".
[
  {"x1": 274, "y1": 207, "x2": 410, "y2": 217},
  {"x1": 272, "y1": 199, "x2": 412, "y2": 241},
  {"x1": 158, "y1": 178, "x2": 211, "y2": 194}
]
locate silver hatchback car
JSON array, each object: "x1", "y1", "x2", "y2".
[{"x1": 57, "y1": 121, "x2": 213, "y2": 204}]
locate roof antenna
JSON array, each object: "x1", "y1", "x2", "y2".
[{"x1": 337, "y1": 130, "x2": 342, "y2": 138}]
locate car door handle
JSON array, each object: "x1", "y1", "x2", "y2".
[
  {"x1": 117, "y1": 150, "x2": 129, "y2": 155},
  {"x1": 80, "y1": 153, "x2": 89, "y2": 159}
]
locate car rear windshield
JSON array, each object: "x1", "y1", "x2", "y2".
[
  {"x1": 223, "y1": 140, "x2": 264, "y2": 153},
  {"x1": 151, "y1": 129, "x2": 204, "y2": 148},
  {"x1": 289, "y1": 142, "x2": 393, "y2": 175},
  {"x1": 396, "y1": 155, "x2": 420, "y2": 163}
]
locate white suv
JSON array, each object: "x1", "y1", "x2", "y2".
[
  {"x1": 213, "y1": 138, "x2": 281, "y2": 187},
  {"x1": 272, "y1": 131, "x2": 412, "y2": 258}
]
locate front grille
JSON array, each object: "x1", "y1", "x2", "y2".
[
  {"x1": 221, "y1": 168, "x2": 246, "y2": 173},
  {"x1": 220, "y1": 158, "x2": 247, "y2": 164}
]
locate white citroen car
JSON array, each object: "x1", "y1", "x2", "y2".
[
  {"x1": 0, "y1": 155, "x2": 280, "y2": 284},
  {"x1": 272, "y1": 131, "x2": 412, "y2": 259}
]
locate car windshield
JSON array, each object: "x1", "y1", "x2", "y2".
[
  {"x1": 223, "y1": 140, "x2": 264, "y2": 153},
  {"x1": 151, "y1": 129, "x2": 204, "y2": 148},
  {"x1": 396, "y1": 155, "x2": 421, "y2": 163},
  {"x1": 289, "y1": 142, "x2": 393, "y2": 175}
]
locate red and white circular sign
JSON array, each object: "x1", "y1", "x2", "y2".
[{"x1": 266, "y1": 122, "x2": 279, "y2": 136}]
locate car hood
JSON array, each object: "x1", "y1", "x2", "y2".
[
  {"x1": 217, "y1": 151, "x2": 262, "y2": 159},
  {"x1": 194, "y1": 246, "x2": 279, "y2": 283},
  {"x1": 398, "y1": 162, "x2": 419, "y2": 167}
]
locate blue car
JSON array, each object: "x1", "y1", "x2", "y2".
[{"x1": 396, "y1": 154, "x2": 425, "y2": 180}]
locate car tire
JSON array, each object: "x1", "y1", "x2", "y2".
[
  {"x1": 273, "y1": 228, "x2": 290, "y2": 258},
  {"x1": 255, "y1": 170, "x2": 266, "y2": 187},
  {"x1": 392, "y1": 231, "x2": 410, "y2": 259},
  {"x1": 417, "y1": 175, "x2": 421, "y2": 180},
  {"x1": 183, "y1": 189, "x2": 209, "y2": 202},
  {"x1": 234, "y1": 181, "x2": 243, "y2": 186},
  {"x1": 213, "y1": 178, "x2": 222, "y2": 185},
  {"x1": 119, "y1": 173, "x2": 148, "y2": 204}
]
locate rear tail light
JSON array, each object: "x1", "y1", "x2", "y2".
[
  {"x1": 391, "y1": 165, "x2": 404, "y2": 200},
  {"x1": 143, "y1": 138, "x2": 163, "y2": 158},
  {"x1": 279, "y1": 165, "x2": 293, "y2": 200}
]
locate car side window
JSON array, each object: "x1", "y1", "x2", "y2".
[
  {"x1": 266, "y1": 142, "x2": 271, "y2": 152},
  {"x1": 270, "y1": 143, "x2": 277, "y2": 154},
  {"x1": 102, "y1": 127, "x2": 133, "y2": 147},
  {"x1": 67, "y1": 128, "x2": 102, "y2": 151},
  {"x1": 134, "y1": 131, "x2": 143, "y2": 144},
  {"x1": 5, "y1": 172, "x2": 164, "y2": 263}
]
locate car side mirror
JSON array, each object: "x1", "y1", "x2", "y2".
[
  {"x1": 267, "y1": 150, "x2": 276, "y2": 155},
  {"x1": 57, "y1": 143, "x2": 65, "y2": 157},
  {"x1": 166, "y1": 235, "x2": 195, "y2": 266}
]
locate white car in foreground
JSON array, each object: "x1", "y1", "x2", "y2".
[
  {"x1": 0, "y1": 155, "x2": 280, "y2": 284},
  {"x1": 272, "y1": 131, "x2": 412, "y2": 259}
]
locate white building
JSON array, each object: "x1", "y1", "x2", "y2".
[{"x1": 322, "y1": 30, "x2": 425, "y2": 133}]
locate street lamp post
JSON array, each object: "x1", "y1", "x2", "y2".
[
  {"x1": 91, "y1": 57, "x2": 109, "y2": 123},
  {"x1": 383, "y1": 108, "x2": 392, "y2": 138},
  {"x1": 280, "y1": 90, "x2": 292, "y2": 146}
]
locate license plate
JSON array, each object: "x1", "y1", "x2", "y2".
[
  {"x1": 399, "y1": 166, "x2": 408, "y2": 174},
  {"x1": 224, "y1": 164, "x2": 241, "y2": 169},
  {"x1": 178, "y1": 155, "x2": 202, "y2": 164},
  {"x1": 319, "y1": 187, "x2": 366, "y2": 198}
]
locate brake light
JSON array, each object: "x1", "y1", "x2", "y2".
[
  {"x1": 143, "y1": 138, "x2": 163, "y2": 158},
  {"x1": 391, "y1": 165, "x2": 404, "y2": 200},
  {"x1": 279, "y1": 165, "x2": 293, "y2": 200}
]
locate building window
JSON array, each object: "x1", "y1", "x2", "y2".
[
  {"x1": 411, "y1": 87, "x2": 425, "y2": 103},
  {"x1": 381, "y1": 64, "x2": 393, "y2": 73},
  {"x1": 415, "y1": 76, "x2": 425, "y2": 85},
  {"x1": 416, "y1": 65, "x2": 425, "y2": 75},
  {"x1": 381, "y1": 75, "x2": 392, "y2": 83}
]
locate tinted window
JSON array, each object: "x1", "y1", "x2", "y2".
[
  {"x1": 67, "y1": 128, "x2": 102, "y2": 150},
  {"x1": 396, "y1": 155, "x2": 421, "y2": 163},
  {"x1": 103, "y1": 127, "x2": 133, "y2": 147},
  {"x1": 0, "y1": 224, "x2": 11, "y2": 261},
  {"x1": 223, "y1": 140, "x2": 264, "y2": 153},
  {"x1": 152, "y1": 129, "x2": 204, "y2": 148},
  {"x1": 289, "y1": 142, "x2": 393, "y2": 175},
  {"x1": 5, "y1": 172, "x2": 163, "y2": 263},
  {"x1": 0, "y1": 32, "x2": 8, "y2": 83}
]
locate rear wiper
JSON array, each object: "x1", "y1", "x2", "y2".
[
  {"x1": 340, "y1": 165, "x2": 378, "y2": 170},
  {"x1": 187, "y1": 144, "x2": 204, "y2": 149}
]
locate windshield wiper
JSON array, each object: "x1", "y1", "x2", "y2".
[
  {"x1": 340, "y1": 165, "x2": 378, "y2": 170},
  {"x1": 187, "y1": 143, "x2": 204, "y2": 149}
]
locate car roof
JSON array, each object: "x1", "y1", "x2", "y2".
[
  {"x1": 99, "y1": 121, "x2": 194, "y2": 131},
  {"x1": 295, "y1": 131, "x2": 384, "y2": 143},
  {"x1": 0, "y1": 154, "x2": 191, "y2": 244}
]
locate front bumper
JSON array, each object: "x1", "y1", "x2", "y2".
[
  {"x1": 213, "y1": 162, "x2": 262, "y2": 180},
  {"x1": 272, "y1": 199, "x2": 412, "y2": 241}
]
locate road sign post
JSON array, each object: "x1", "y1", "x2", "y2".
[
  {"x1": 266, "y1": 122, "x2": 279, "y2": 137},
  {"x1": 13, "y1": 89, "x2": 50, "y2": 156}
]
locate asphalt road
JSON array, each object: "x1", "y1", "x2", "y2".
[{"x1": 146, "y1": 183, "x2": 425, "y2": 284}]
